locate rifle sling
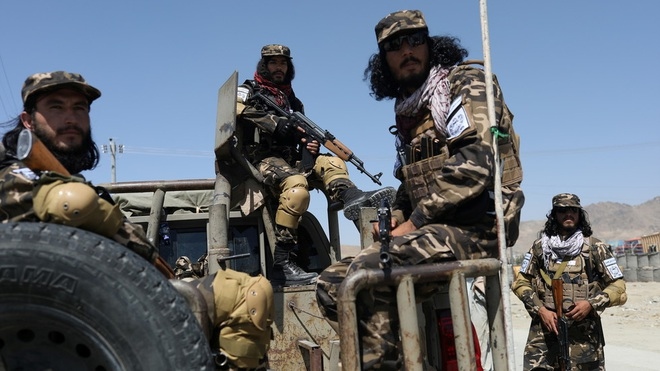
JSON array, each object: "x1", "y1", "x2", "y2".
[{"x1": 540, "y1": 259, "x2": 569, "y2": 286}]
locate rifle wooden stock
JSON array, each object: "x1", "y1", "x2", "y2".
[
  {"x1": 17, "y1": 129, "x2": 70, "y2": 176},
  {"x1": 17, "y1": 129, "x2": 175, "y2": 279},
  {"x1": 154, "y1": 256, "x2": 175, "y2": 279}
]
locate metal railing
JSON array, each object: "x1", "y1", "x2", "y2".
[{"x1": 337, "y1": 258, "x2": 509, "y2": 371}]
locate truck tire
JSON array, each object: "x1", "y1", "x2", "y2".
[{"x1": 0, "y1": 222, "x2": 214, "y2": 371}]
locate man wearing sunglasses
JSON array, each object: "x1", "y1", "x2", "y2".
[
  {"x1": 513, "y1": 193, "x2": 626, "y2": 370},
  {"x1": 316, "y1": 9, "x2": 524, "y2": 369}
]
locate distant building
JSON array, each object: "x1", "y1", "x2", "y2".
[{"x1": 640, "y1": 232, "x2": 660, "y2": 253}]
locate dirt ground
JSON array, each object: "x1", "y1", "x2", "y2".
[{"x1": 509, "y1": 281, "x2": 660, "y2": 370}]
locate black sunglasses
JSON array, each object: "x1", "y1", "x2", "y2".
[
  {"x1": 555, "y1": 207, "x2": 580, "y2": 214},
  {"x1": 382, "y1": 31, "x2": 428, "y2": 52}
]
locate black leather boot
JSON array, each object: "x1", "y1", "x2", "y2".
[
  {"x1": 271, "y1": 243, "x2": 318, "y2": 286},
  {"x1": 341, "y1": 186, "x2": 397, "y2": 221}
]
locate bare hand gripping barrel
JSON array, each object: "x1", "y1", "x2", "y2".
[{"x1": 250, "y1": 92, "x2": 383, "y2": 185}]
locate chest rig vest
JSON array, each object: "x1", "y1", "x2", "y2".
[
  {"x1": 399, "y1": 64, "x2": 523, "y2": 244},
  {"x1": 540, "y1": 240, "x2": 596, "y2": 311},
  {"x1": 238, "y1": 81, "x2": 301, "y2": 164},
  {"x1": 400, "y1": 109, "x2": 449, "y2": 206}
]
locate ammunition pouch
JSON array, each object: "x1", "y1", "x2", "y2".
[
  {"x1": 401, "y1": 151, "x2": 449, "y2": 207},
  {"x1": 212, "y1": 268, "x2": 274, "y2": 369}
]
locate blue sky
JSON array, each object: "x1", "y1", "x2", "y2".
[{"x1": 1, "y1": 1, "x2": 659, "y2": 247}]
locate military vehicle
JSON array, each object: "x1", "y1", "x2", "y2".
[
  {"x1": 0, "y1": 69, "x2": 515, "y2": 370},
  {"x1": 1, "y1": 3, "x2": 519, "y2": 365}
]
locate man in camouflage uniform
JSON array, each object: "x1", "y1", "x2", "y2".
[
  {"x1": 1, "y1": 71, "x2": 276, "y2": 370},
  {"x1": 0, "y1": 71, "x2": 161, "y2": 268},
  {"x1": 236, "y1": 44, "x2": 396, "y2": 287},
  {"x1": 513, "y1": 193, "x2": 627, "y2": 370},
  {"x1": 315, "y1": 10, "x2": 524, "y2": 369}
]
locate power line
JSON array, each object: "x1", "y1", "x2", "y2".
[
  {"x1": 120, "y1": 146, "x2": 213, "y2": 158},
  {"x1": 0, "y1": 53, "x2": 19, "y2": 117}
]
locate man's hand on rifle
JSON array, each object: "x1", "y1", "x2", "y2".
[
  {"x1": 302, "y1": 137, "x2": 320, "y2": 156},
  {"x1": 391, "y1": 219, "x2": 417, "y2": 236},
  {"x1": 372, "y1": 219, "x2": 419, "y2": 240},
  {"x1": 539, "y1": 306, "x2": 559, "y2": 335},
  {"x1": 371, "y1": 216, "x2": 398, "y2": 241},
  {"x1": 565, "y1": 300, "x2": 592, "y2": 322}
]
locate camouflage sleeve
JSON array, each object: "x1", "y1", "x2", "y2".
[
  {"x1": 391, "y1": 182, "x2": 412, "y2": 224},
  {"x1": 408, "y1": 67, "x2": 500, "y2": 227},
  {"x1": 589, "y1": 240, "x2": 627, "y2": 310},
  {"x1": 236, "y1": 83, "x2": 285, "y2": 135},
  {"x1": 0, "y1": 161, "x2": 39, "y2": 222},
  {"x1": 512, "y1": 245, "x2": 545, "y2": 316},
  {"x1": 111, "y1": 219, "x2": 159, "y2": 263}
]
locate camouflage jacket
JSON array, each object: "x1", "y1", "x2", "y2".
[
  {"x1": 512, "y1": 236, "x2": 627, "y2": 316},
  {"x1": 0, "y1": 159, "x2": 43, "y2": 222},
  {"x1": 0, "y1": 157, "x2": 158, "y2": 263},
  {"x1": 392, "y1": 64, "x2": 524, "y2": 239},
  {"x1": 235, "y1": 80, "x2": 305, "y2": 164}
]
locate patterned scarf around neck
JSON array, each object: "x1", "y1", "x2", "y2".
[
  {"x1": 394, "y1": 65, "x2": 451, "y2": 143},
  {"x1": 254, "y1": 72, "x2": 293, "y2": 108},
  {"x1": 541, "y1": 230, "x2": 584, "y2": 266}
]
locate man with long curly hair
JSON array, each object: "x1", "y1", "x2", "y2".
[
  {"x1": 236, "y1": 45, "x2": 396, "y2": 287},
  {"x1": 315, "y1": 9, "x2": 524, "y2": 369},
  {"x1": 513, "y1": 193, "x2": 627, "y2": 370}
]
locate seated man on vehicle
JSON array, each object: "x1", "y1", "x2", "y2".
[
  {"x1": 0, "y1": 71, "x2": 274, "y2": 370},
  {"x1": 236, "y1": 44, "x2": 397, "y2": 287}
]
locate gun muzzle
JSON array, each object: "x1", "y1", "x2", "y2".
[
  {"x1": 379, "y1": 250, "x2": 391, "y2": 267},
  {"x1": 214, "y1": 350, "x2": 231, "y2": 369}
]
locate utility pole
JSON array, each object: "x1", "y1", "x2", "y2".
[{"x1": 102, "y1": 138, "x2": 124, "y2": 183}]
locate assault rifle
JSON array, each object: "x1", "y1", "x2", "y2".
[
  {"x1": 552, "y1": 278, "x2": 571, "y2": 371},
  {"x1": 251, "y1": 92, "x2": 383, "y2": 185},
  {"x1": 377, "y1": 198, "x2": 392, "y2": 268},
  {"x1": 16, "y1": 129, "x2": 176, "y2": 279}
]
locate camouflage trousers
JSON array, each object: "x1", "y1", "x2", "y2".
[
  {"x1": 523, "y1": 316, "x2": 605, "y2": 371},
  {"x1": 316, "y1": 220, "x2": 497, "y2": 369},
  {"x1": 258, "y1": 155, "x2": 353, "y2": 244}
]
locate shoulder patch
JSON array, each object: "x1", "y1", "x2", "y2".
[
  {"x1": 446, "y1": 98, "x2": 469, "y2": 139},
  {"x1": 237, "y1": 86, "x2": 250, "y2": 103},
  {"x1": 520, "y1": 252, "x2": 532, "y2": 274},
  {"x1": 12, "y1": 167, "x2": 38, "y2": 181},
  {"x1": 603, "y1": 257, "x2": 624, "y2": 279}
]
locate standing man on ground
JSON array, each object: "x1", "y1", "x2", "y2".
[
  {"x1": 236, "y1": 44, "x2": 396, "y2": 287},
  {"x1": 315, "y1": 10, "x2": 524, "y2": 369},
  {"x1": 513, "y1": 193, "x2": 627, "y2": 370}
]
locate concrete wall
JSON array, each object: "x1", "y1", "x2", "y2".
[{"x1": 617, "y1": 252, "x2": 660, "y2": 282}]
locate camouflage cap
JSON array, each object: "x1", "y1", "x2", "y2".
[
  {"x1": 21, "y1": 71, "x2": 101, "y2": 108},
  {"x1": 260, "y1": 44, "x2": 292, "y2": 59},
  {"x1": 552, "y1": 193, "x2": 582, "y2": 208},
  {"x1": 375, "y1": 9, "x2": 428, "y2": 44}
]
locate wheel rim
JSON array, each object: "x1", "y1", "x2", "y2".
[{"x1": 0, "y1": 302, "x2": 124, "y2": 371}]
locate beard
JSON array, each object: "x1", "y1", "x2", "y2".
[
  {"x1": 395, "y1": 57, "x2": 430, "y2": 92},
  {"x1": 33, "y1": 123, "x2": 98, "y2": 175}
]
